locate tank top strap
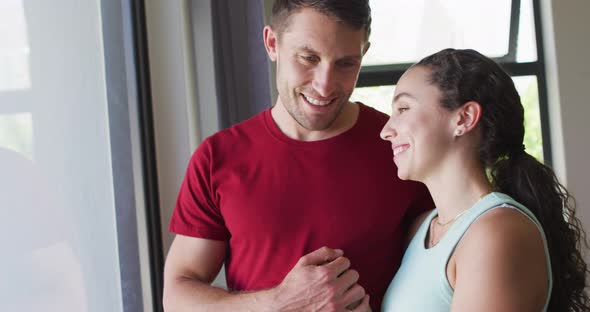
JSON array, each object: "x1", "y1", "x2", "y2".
[{"x1": 440, "y1": 192, "x2": 542, "y2": 258}]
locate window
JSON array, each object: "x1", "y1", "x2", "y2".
[
  {"x1": 351, "y1": 0, "x2": 549, "y2": 163},
  {"x1": 0, "y1": 1, "x2": 150, "y2": 311},
  {"x1": 0, "y1": 0, "x2": 33, "y2": 158}
]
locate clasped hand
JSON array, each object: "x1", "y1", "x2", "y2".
[{"x1": 273, "y1": 247, "x2": 371, "y2": 312}]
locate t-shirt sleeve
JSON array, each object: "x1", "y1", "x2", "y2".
[{"x1": 169, "y1": 140, "x2": 230, "y2": 241}]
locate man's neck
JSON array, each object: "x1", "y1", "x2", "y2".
[{"x1": 270, "y1": 101, "x2": 360, "y2": 142}]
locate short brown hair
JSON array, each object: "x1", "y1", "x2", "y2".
[{"x1": 270, "y1": 0, "x2": 371, "y2": 41}]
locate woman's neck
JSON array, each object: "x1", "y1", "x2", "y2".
[{"x1": 424, "y1": 156, "x2": 493, "y2": 224}]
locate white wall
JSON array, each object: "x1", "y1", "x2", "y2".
[
  {"x1": 145, "y1": 0, "x2": 223, "y2": 256},
  {"x1": 542, "y1": 0, "x2": 590, "y2": 260},
  {"x1": 145, "y1": 0, "x2": 228, "y2": 287},
  {"x1": 145, "y1": 0, "x2": 199, "y2": 255}
]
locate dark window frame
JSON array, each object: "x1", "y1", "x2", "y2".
[{"x1": 130, "y1": 0, "x2": 165, "y2": 311}]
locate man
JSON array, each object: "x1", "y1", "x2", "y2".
[{"x1": 163, "y1": 1, "x2": 433, "y2": 311}]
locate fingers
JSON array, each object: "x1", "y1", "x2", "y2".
[
  {"x1": 341, "y1": 283, "x2": 366, "y2": 308},
  {"x1": 323, "y1": 256, "x2": 352, "y2": 278},
  {"x1": 332, "y1": 266, "x2": 358, "y2": 290},
  {"x1": 349, "y1": 295, "x2": 370, "y2": 312},
  {"x1": 283, "y1": 247, "x2": 368, "y2": 312},
  {"x1": 297, "y1": 246, "x2": 343, "y2": 266}
]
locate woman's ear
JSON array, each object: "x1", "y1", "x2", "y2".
[{"x1": 453, "y1": 101, "x2": 482, "y2": 137}]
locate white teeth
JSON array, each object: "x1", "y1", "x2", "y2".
[
  {"x1": 393, "y1": 145, "x2": 409, "y2": 156},
  {"x1": 304, "y1": 95, "x2": 331, "y2": 106}
]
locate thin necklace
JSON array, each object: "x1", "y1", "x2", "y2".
[
  {"x1": 435, "y1": 209, "x2": 469, "y2": 226},
  {"x1": 429, "y1": 191, "x2": 492, "y2": 247},
  {"x1": 429, "y1": 206, "x2": 471, "y2": 246},
  {"x1": 435, "y1": 191, "x2": 491, "y2": 226}
]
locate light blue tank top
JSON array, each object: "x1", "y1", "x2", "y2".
[{"x1": 381, "y1": 192, "x2": 552, "y2": 311}]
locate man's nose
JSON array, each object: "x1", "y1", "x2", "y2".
[{"x1": 312, "y1": 64, "x2": 336, "y2": 97}]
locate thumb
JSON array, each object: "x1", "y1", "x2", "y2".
[{"x1": 297, "y1": 246, "x2": 343, "y2": 266}]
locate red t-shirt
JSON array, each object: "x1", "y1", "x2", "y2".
[{"x1": 170, "y1": 103, "x2": 433, "y2": 310}]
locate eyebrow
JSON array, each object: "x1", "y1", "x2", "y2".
[
  {"x1": 393, "y1": 92, "x2": 417, "y2": 103},
  {"x1": 298, "y1": 45, "x2": 363, "y2": 60},
  {"x1": 299, "y1": 45, "x2": 318, "y2": 54}
]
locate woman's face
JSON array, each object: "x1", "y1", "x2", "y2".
[{"x1": 380, "y1": 66, "x2": 457, "y2": 182}]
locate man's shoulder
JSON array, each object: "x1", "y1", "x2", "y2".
[
  {"x1": 357, "y1": 102, "x2": 389, "y2": 125},
  {"x1": 205, "y1": 109, "x2": 269, "y2": 145},
  {"x1": 187, "y1": 111, "x2": 269, "y2": 168},
  {"x1": 349, "y1": 103, "x2": 390, "y2": 140}
]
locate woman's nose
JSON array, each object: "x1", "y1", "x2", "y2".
[{"x1": 380, "y1": 118, "x2": 397, "y2": 141}]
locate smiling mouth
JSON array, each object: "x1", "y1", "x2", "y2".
[
  {"x1": 393, "y1": 144, "x2": 410, "y2": 156},
  {"x1": 302, "y1": 94, "x2": 334, "y2": 106}
]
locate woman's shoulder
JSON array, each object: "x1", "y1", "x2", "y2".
[
  {"x1": 458, "y1": 206, "x2": 545, "y2": 259},
  {"x1": 451, "y1": 206, "x2": 549, "y2": 309},
  {"x1": 465, "y1": 205, "x2": 543, "y2": 247}
]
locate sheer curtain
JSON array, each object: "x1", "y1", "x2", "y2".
[{"x1": 211, "y1": 0, "x2": 272, "y2": 128}]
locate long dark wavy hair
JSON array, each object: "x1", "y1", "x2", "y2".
[{"x1": 416, "y1": 48, "x2": 589, "y2": 311}]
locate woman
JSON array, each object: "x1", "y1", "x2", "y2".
[{"x1": 380, "y1": 49, "x2": 589, "y2": 311}]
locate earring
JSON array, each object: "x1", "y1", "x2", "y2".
[{"x1": 454, "y1": 129, "x2": 462, "y2": 136}]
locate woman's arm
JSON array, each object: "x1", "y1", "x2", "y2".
[{"x1": 450, "y1": 208, "x2": 549, "y2": 312}]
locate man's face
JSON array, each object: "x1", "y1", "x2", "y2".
[{"x1": 264, "y1": 8, "x2": 369, "y2": 133}]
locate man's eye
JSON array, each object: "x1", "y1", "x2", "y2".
[
  {"x1": 301, "y1": 55, "x2": 318, "y2": 63},
  {"x1": 398, "y1": 107, "x2": 409, "y2": 114}
]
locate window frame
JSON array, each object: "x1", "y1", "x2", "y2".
[{"x1": 357, "y1": 0, "x2": 552, "y2": 164}]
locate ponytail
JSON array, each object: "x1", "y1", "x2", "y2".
[
  {"x1": 416, "y1": 48, "x2": 590, "y2": 312},
  {"x1": 491, "y1": 151, "x2": 589, "y2": 311}
]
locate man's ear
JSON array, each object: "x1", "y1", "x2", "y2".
[
  {"x1": 263, "y1": 25, "x2": 278, "y2": 61},
  {"x1": 453, "y1": 101, "x2": 483, "y2": 136}
]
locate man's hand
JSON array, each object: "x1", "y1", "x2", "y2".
[{"x1": 271, "y1": 246, "x2": 370, "y2": 312}]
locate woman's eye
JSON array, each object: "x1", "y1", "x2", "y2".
[{"x1": 398, "y1": 107, "x2": 409, "y2": 114}]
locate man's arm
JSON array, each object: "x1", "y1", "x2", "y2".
[
  {"x1": 163, "y1": 235, "x2": 370, "y2": 312},
  {"x1": 163, "y1": 235, "x2": 244, "y2": 311}
]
